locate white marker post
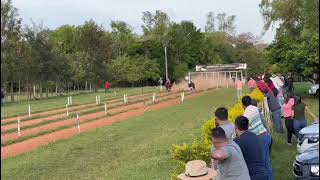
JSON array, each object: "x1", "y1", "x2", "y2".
[
  {"x1": 66, "y1": 104, "x2": 69, "y2": 116},
  {"x1": 181, "y1": 92, "x2": 185, "y2": 102},
  {"x1": 104, "y1": 102, "x2": 107, "y2": 115},
  {"x1": 98, "y1": 95, "x2": 101, "y2": 104},
  {"x1": 123, "y1": 94, "x2": 126, "y2": 104},
  {"x1": 28, "y1": 104, "x2": 31, "y2": 117},
  {"x1": 17, "y1": 117, "x2": 21, "y2": 137},
  {"x1": 77, "y1": 114, "x2": 80, "y2": 133},
  {"x1": 67, "y1": 97, "x2": 70, "y2": 106},
  {"x1": 152, "y1": 93, "x2": 156, "y2": 103}
]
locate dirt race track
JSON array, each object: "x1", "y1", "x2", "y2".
[{"x1": 1, "y1": 89, "x2": 207, "y2": 159}]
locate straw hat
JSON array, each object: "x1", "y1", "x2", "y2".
[{"x1": 177, "y1": 160, "x2": 217, "y2": 180}]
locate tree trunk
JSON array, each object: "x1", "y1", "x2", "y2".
[
  {"x1": 89, "y1": 83, "x2": 92, "y2": 91},
  {"x1": 46, "y1": 87, "x2": 49, "y2": 98},
  {"x1": 85, "y1": 81, "x2": 88, "y2": 91},
  {"x1": 39, "y1": 82, "x2": 43, "y2": 100},
  {"x1": 18, "y1": 80, "x2": 21, "y2": 102},
  {"x1": 10, "y1": 82, "x2": 14, "y2": 102}
]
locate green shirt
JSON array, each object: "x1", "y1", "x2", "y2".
[{"x1": 293, "y1": 103, "x2": 306, "y2": 120}]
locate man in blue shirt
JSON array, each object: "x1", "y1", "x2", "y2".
[{"x1": 234, "y1": 116, "x2": 269, "y2": 180}]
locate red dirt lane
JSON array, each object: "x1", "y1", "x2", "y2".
[
  {"x1": 1, "y1": 92, "x2": 158, "y2": 122},
  {"x1": 1, "y1": 92, "x2": 179, "y2": 140},
  {"x1": 1, "y1": 90, "x2": 205, "y2": 159},
  {"x1": 1, "y1": 92, "x2": 171, "y2": 132}
]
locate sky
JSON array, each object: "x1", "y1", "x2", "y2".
[{"x1": 12, "y1": 0, "x2": 277, "y2": 43}]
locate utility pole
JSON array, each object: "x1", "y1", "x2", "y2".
[{"x1": 164, "y1": 46, "x2": 168, "y2": 80}]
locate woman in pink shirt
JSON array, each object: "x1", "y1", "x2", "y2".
[
  {"x1": 247, "y1": 77, "x2": 257, "y2": 92},
  {"x1": 283, "y1": 94, "x2": 296, "y2": 145}
]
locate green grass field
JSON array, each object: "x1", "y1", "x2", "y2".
[
  {"x1": 1, "y1": 84, "x2": 318, "y2": 180},
  {"x1": 1, "y1": 86, "x2": 159, "y2": 119}
]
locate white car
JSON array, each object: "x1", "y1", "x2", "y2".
[
  {"x1": 297, "y1": 123, "x2": 319, "y2": 154},
  {"x1": 309, "y1": 84, "x2": 319, "y2": 97}
]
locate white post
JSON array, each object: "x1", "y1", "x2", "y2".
[
  {"x1": 123, "y1": 94, "x2": 126, "y2": 103},
  {"x1": 28, "y1": 104, "x2": 31, "y2": 117},
  {"x1": 125, "y1": 94, "x2": 128, "y2": 103},
  {"x1": 66, "y1": 104, "x2": 69, "y2": 116},
  {"x1": 77, "y1": 114, "x2": 80, "y2": 133},
  {"x1": 181, "y1": 92, "x2": 185, "y2": 102},
  {"x1": 188, "y1": 72, "x2": 191, "y2": 84},
  {"x1": 17, "y1": 117, "x2": 21, "y2": 137},
  {"x1": 104, "y1": 102, "x2": 107, "y2": 115},
  {"x1": 67, "y1": 97, "x2": 70, "y2": 106},
  {"x1": 152, "y1": 93, "x2": 156, "y2": 103},
  {"x1": 33, "y1": 85, "x2": 36, "y2": 97},
  {"x1": 216, "y1": 72, "x2": 218, "y2": 89}
]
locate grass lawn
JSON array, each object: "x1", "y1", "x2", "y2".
[
  {"x1": 1, "y1": 84, "x2": 318, "y2": 180},
  {"x1": 1, "y1": 86, "x2": 159, "y2": 119}
]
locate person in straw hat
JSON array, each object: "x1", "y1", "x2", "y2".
[{"x1": 177, "y1": 160, "x2": 217, "y2": 180}]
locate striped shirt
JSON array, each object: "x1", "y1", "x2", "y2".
[{"x1": 243, "y1": 105, "x2": 267, "y2": 136}]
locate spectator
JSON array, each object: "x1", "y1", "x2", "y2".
[
  {"x1": 214, "y1": 107, "x2": 236, "y2": 140},
  {"x1": 211, "y1": 127, "x2": 251, "y2": 180},
  {"x1": 234, "y1": 116, "x2": 269, "y2": 180},
  {"x1": 251, "y1": 99, "x2": 269, "y2": 133},
  {"x1": 283, "y1": 94, "x2": 296, "y2": 145},
  {"x1": 292, "y1": 96, "x2": 307, "y2": 137},
  {"x1": 235, "y1": 78, "x2": 243, "y2": 99},
  {"x1": 264, "y1": 74, "x2": 278, "y2": 97},
  {"x1": 248, "y1": 77, "x2": 257, "y2": 93},
  {"x1": 256, "y1": 78, "x2": 272, "y2": 95},
  {"x1": 158, "y1": 78, "x2": 163, "y2": 91},
  {"x1": 242, "y1": 96, "x2": 273, "y2": 180},
  {"x1": 265, "y1": 90, "x2": 284, "y2": 134}
]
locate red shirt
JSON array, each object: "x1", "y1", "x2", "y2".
[
  {"x1": 104, "y1": 81, "x2": 110, "y2": 90},
  {"x1": 257, "y1": 81, "x2": 269, "y2": 94}
]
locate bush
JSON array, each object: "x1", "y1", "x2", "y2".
[{"x1": 170, "y1": 88, "x2": 265, "y2": 179}]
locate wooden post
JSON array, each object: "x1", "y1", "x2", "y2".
[
  {"x1": 28, "y1": 104, "x2": 31, "y2": 117},
  {"x1": 17, "y1": 117, "x2": 21, "y2": 137},
  {"x1": 152, "y1": 93, "x2": 156, "y2": 103},
  {"x1": 77, "y1": 114, "x2": 80, "y2": 133},
  {"x1": 66, "y1": 104, "x2": 69, "y2": 116},
  {"x1": 104, "y1": 102, "x2": 107, "y2": 115}
]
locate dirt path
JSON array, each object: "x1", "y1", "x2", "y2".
[
  {"x1": 1, "y1": 91, "x2": 182, "y2": 141},
  {"x1": 1, "y1": 92, "x2": 158, "y2": 122},
  {"x1": 1, "y1": 90, "x2": 205, "y2": 159},
  {"x1": 1, "y1": 92, "x2": 171, "y2": 132}
]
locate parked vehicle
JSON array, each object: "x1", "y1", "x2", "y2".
[
  {"x1": 308, "y1": 83, "x2": 319, "y2": 97},
  {"x1": 293, "y1": 123, "x2": 319, "y2": 179},
  {"x1": 297, "y1": 123, "x2": 319, "y2": 154},
  {"x1": 293, "y1": 149, "x2": 319, "y2": 179}
]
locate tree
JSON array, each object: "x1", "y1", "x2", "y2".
[
  {"x1": 1, "y1": 0, "x2": 25, "y2": 101},
  {"x1": 260, "y1": 0, "x2": 319, "y2": 80},
  {"x1": 216, "y1": 13, "x2": 236, "y2": 35},
  {"x1": 74, "y1": 20, "x2": 112, "y2": 91},
  {"x1": 205, "y1": 11, "x2": 215, "y2": 33},
  {"x1": 110, "y1": 20, "x2": 134, "y2": 57},
  {"x1": 109, "y1": 56, "x2": 160, "y2": 86}
]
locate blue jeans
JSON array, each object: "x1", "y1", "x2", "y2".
[
  {"x1": 293, "y1": 119, "x2": 307, "y2": 138},
  {"x1": 271, "y1": 109, "x2": 284, "y2": 133},
  {"x1": 258, "y1": 133, "x2": 273, "y2": 180}
]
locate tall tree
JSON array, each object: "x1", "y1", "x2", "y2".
[
  {"x1": 216, "y1": 13, "x2": 236, "y2": 35},
  {"x1": 110, "y1": 20, "x2": 134, "y2": 57},
  {"x1": 205, "y1": 11, "x2": 215, "y2": 33},
  {"x1": 260, "y1": 0, "x2": 319, "y2": 80}
]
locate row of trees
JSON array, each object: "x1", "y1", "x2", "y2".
[
  {"x1": 260, "y1": 0, "x2": 319, "y2": 81},
  {"x1": 1, "y1": 0, "x2": 269, "y2": 102}
]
